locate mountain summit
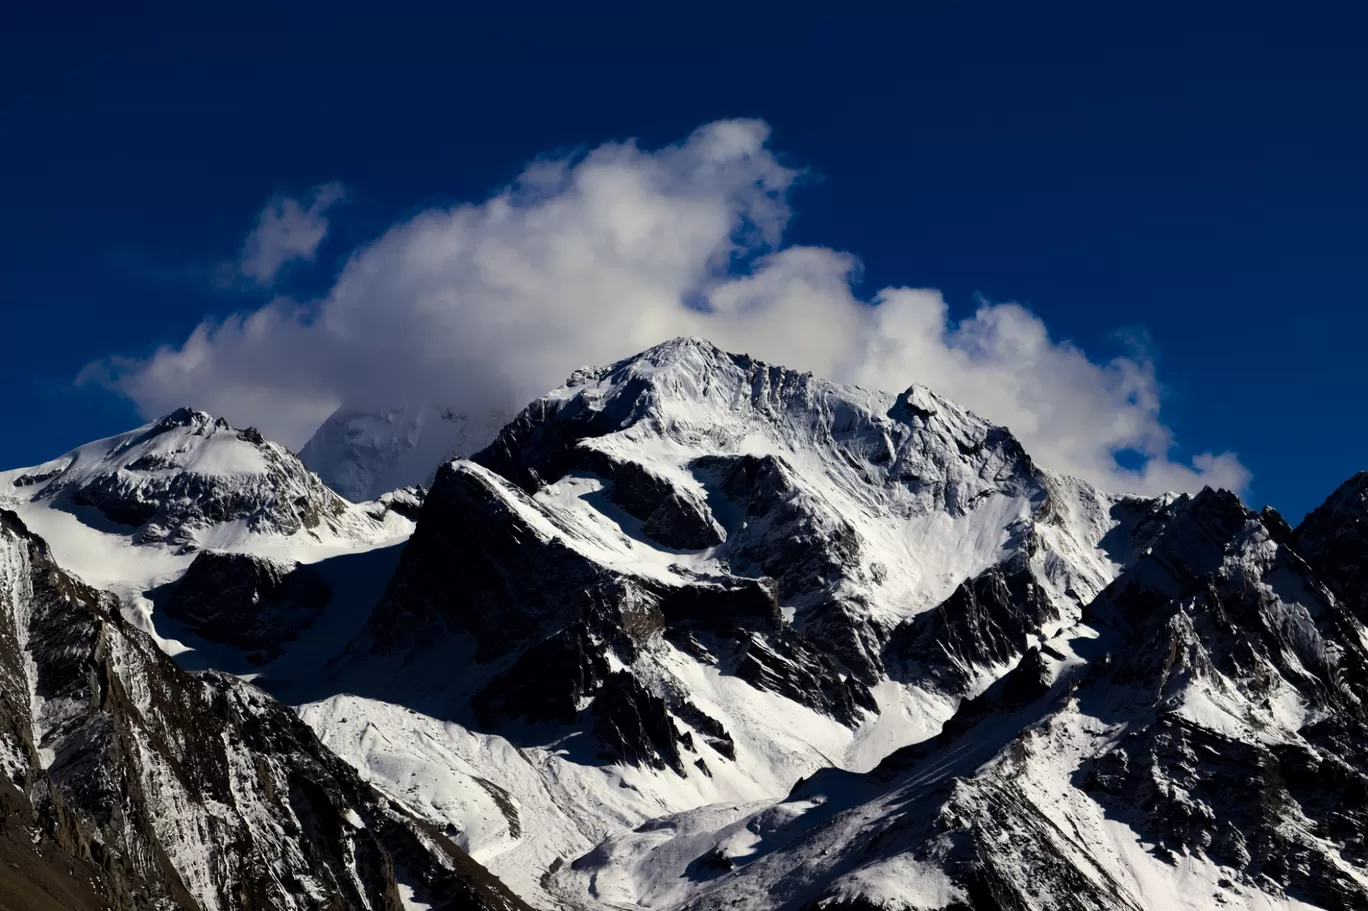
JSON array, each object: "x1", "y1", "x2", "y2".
[
  {"x1": 297, "y1": 337, "x2": 1165, "y2": 903},
  {"x1": 300, "y1": 402, "x2": 511, "y2": 502}
]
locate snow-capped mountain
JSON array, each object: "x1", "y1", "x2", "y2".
[
  {"x1": 4, "y1": 337, "x2": 1367, "y2": 911},
  {"x1": 4, "y1": 407, "x2": 372, "y2": 547},
  {"x1": 300, "y1": 403, "x2": 511, "y2": 502},
  {"x1": 290, "y1": 338, "x2": 1167, "y2": 904},
  {"x1": 0, "y1": 407, "x2": 415, "y2": 650}
]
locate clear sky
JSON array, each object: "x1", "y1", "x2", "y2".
[{"x1": 2, "y1": 6, "x2": 1365, "y2": 521}]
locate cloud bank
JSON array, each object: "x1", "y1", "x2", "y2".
[{"x1": 90, "y1": 120, "x2": 1248, "y2": 496}]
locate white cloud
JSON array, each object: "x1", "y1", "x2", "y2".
[
  {"x1": 238, "y1": 181, "x2": 345, "y2": 284},
  {"x1": 87, "y1": 119, "x2": 1248, "y2": 496},
  {"x1": 849, "y1": 290, "x2": 1250, "y2": 494}
]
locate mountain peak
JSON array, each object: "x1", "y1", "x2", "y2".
[
  {"x1": 150, "y1": 405, "x2": 217, "y2": 427},
  {"x1": 0, "y1": 410, "x2": 390, "y2": 550},
  {"x1": 561, "y1": 335, "x2": 745, "y2": 391},
  {"x1": 300, "y1": 402, "x2": 512, "y2": 502},
  {"x1": 1294, "y1": 469, "x2": 1368, "y2": 561},
  {"x1": 641, "y1": 334, "x2": 731, "y2": 359},
  {"x1": 1301, "y1": 468, "x2": 1368, "y2": 520}
]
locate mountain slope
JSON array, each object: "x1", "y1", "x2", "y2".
[
  {"x1": 556, "y1": 488, "x2": 1368, "y2": 910},
  {"x1": 0, "y1": 507, "x2": 530, "y2": 911},
  {"x1": 4, "y1": 407, "x2": 363, "y2": 547}
]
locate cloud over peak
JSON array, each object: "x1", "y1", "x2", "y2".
[
  {"x1": 238, "y1": 181, "x2": 345, "y2": 285},
  {"x1": 89, "y1": 119, "x2": 1248, "y2": 497}
]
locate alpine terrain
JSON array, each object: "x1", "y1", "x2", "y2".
[{"x1": 2, "y1": 337, "x2": 1366, "y2": 911}]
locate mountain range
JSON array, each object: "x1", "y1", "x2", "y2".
[{"x1": 1, "y1": 337, "x2": 1366, "y2": 911}]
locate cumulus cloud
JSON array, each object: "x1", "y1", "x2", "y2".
[
  {"x1": 87, "y1": 119, "x2": 1248, "y2": 496},
  {"x1": 238, "y1": 181, "x2": 345, "y2": 285},
  {"x1": 850, "y1": 291, "x2": 1250, "y2": 494}
]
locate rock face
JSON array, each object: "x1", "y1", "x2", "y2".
[
  {"x1": 156, "y1": 550, "x2": 332, "y2": 662},
  {"x1": 1294, "y1": 470, "x2": 1368, "y2": 622},
  {"x1": 885, "y1": 555, "x2": 1058, "y2": 693},
  {"x1": 358, "y1": 459, "x2": 857, "y2": 754},
  {"x1": 0, "y1": 509, "x2": 530, "y2": 911}
]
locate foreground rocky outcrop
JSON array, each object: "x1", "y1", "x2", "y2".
[{"x1": 0, "y1": 509, "x2": 531, "y2": 911}]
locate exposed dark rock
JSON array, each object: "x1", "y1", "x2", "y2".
[
  {"x1": 0, "y1": 778, "x2": 110, "y2": 911},
  {"x1": 653, "y1": 574, "x2": 779, "y2": 629},
  {"x1": 12, "y1": 466, "x2": 67, "y2": 488},
  {"x1": 667, "y1": 698, "x2": 736, "y2": 760},
  {"x1": 730, "y1": 480, "x2": 1368, "y2": 911},
  {"x1": 370, "y1": 484, "x2": 426, "y2": 521},
  {"x1": 1068, "y1": 491, "x2": 1368, "y2": 910},
  {"x1": 886, "y1": 561, "x2": 1058, "y2": 693},
  {"x1": 691, "y1": 452, "x2": 882, "y2": 683},
  {"x1": 473, "y1": 624, "x2": 611, "y2": 727},
  {"x1": 862, "y1": 647, "x2": 1059, "y2": 786},
  {"x1": 561, "y1": 450, "x2": 724, "y2": 550},
  {"x1": 688, "y1": 847, "x2": 734, "y2": 879},
  {"x1": 591, "y1": 672, "x2": 686, "y2": 774},
  {"x1": 1260, "y1": 504, "x2": 1294, "y2": 546},
  {"x1": 475, "y1": 388, "x2": 725, "y2": 550},
  {"x1": 1295, "y1": 470, "x2": 1368, "y2": 623},
  {"x1": 735, "y1": 628, "x2": 877, "y2": 728},
  {"x1": 691, "y1": 453, "x2": 867, "y2": 601},
  {"x1": 157, "y1": 549, "x2": 331, "y2": 657},
  {"x1": 1096, "y1": 492, "x2": 1189, "y2": 567},
  {"x1": 367, "y1": 461, "x2": 868, "y2": 755},
  {"x1": 473, "y1": 373, "x2": 658, "y2": 494},
  {"x1": 365, "y1": 461, "x2": 647, "y2": 664}
]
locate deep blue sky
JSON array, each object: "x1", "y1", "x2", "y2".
[{"x1": 2, "y1": 6, "x2": 1364, "y2": 520}]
